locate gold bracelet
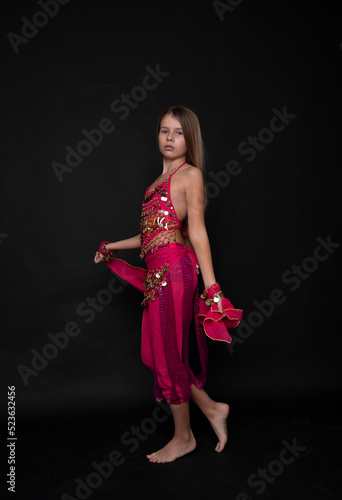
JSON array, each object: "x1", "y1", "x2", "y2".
[{"x1": 200, "y1": 290, "x2": 224, "y2": 307}]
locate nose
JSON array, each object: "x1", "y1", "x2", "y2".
[{"x1": 167, "y1": 132, "x2": 174, "y2": 141}]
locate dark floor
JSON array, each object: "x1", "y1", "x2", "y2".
[{"x1": 6, "y1": 398, "x2": 342, "y2": 500}]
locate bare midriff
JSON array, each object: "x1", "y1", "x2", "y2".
[{"x1": 145, "y1": 227, "x2": 185, "y2": 250}]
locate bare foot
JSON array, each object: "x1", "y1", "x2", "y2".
[
  {"x1": 208, "y1": 403, "x2": 230, "y2": 452},
  {"x1": 146, "y1": 433, "x2": 196, "y2": 463}
]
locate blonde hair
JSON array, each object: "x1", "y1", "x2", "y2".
[{"x1": 157, "y1": 105, "x2": 208, "y2": 248}]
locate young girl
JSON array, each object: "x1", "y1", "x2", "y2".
[{"x1": 94, "y1": 106, "x2": 242, "y2": 463}]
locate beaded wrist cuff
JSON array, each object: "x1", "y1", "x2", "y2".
[
  {"x1": 99, "y1": 240, "x2": 114, "y2": 262},
  {"x1": 200, "y1": 282, "x2": 225, "y2": 306}
]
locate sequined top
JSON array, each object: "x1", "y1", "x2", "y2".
[{"x1": 139, "y1": 163, "x2": 188, "y2": 260}]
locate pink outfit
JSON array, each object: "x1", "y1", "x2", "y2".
[
  {"x1": 139, "y1": 161, "x2": 188, "y2": 260},
  {"x1": 104, "y1": 164, "x2": 242, "y2": 404}
]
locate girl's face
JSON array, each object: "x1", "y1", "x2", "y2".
[{"x1": 158, "y1": 114, "x2": 187, "y2": 161}]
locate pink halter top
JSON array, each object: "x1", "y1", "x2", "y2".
[{"x1": 139, "y1": 162, "x2": 188, "y2": 260}]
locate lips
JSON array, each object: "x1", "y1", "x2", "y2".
[{"x1": 164, "y1": 145, "x2": 174, "y2": 150}]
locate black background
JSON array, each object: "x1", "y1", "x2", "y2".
[{"x1": 1, "y1": 1, "x2": 341, "y2": 499}]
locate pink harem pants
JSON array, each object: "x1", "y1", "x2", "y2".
[{"x1": 106, "y1": 242, "x2": 208, "y2": 405}]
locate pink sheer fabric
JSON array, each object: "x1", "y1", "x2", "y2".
[
  {"x1": 105, "y1": 242, "x2": 242, "y2": 404},
  {"x1": 106, "y1": 243, "x2": 208, "y2": 404}
]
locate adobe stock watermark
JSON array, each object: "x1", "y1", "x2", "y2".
[
  {"x1": 236, "y1": 438, "x2": 307, "y2": 499},
  {"x1": 227, "y1": 234, "x2": 340, "y2": 354},
  {"x1": 51, "y1": 64, "x2": 170, "y2": 183},
  {"x1": 7, "y1": 0, "x2": 72, "y2": 54},
  {"x1": 17, "y1": 273, "x2": 128, "y2": 386},
  {"x1": 206, "y1": 106, "x2": 297, "y2": 199},
  {"x1": 213, "y1": 0, "x2": 244, "y2": 21},
  {"x1": 61, "y1": 400, "x2": 172, "y2": 499}
]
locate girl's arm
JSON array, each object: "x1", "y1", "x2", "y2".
[
  {"x1": 94, "y1": 234, "x2": 141, "y2": 263},
  {"x1": 186, "y1": 171, "x2": 216, "y2": 288},
  {"x1": 185, "y1": 169, "x2": 224, "y2": 313},
  {"x1": 105, "y1": 234, "x2": 141, "y2": 251}
]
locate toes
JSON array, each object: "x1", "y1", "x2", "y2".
[
  {"x1": 215, "y1": 441, "x2": 224, "y2": 453},
  {"x1": 147, "y1": 452, "x2": 163, "y2": 463},
  {"x1": 147, "y1": 452, "x2": 171, "y2": 463}
]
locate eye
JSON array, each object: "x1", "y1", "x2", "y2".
[{"x1": 176, "y1": 132, "x2": 183, "y2": 135}]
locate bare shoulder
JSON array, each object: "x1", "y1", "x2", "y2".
[
  {"x1": 182, "y1": 165, "x2": 204, "y2": 186},
  {"x1": 183, "y1": 165, "x2": 205, "y2": 212}
]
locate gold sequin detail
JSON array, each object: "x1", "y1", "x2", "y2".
[
  {"x1": 140, "y1": 262, "x2": 170, "y2": 307},
  {"x1": 139, "y1": 182, "x2": 180, "y2": 259}
]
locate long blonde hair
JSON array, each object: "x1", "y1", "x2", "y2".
[{"x1": 156, "y1": 105, "x2": 208, "y2": 247}]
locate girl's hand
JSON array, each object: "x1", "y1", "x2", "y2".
[
  {"x1": 94, "y1": 248, "x2": 118, "y2": 263},
  {"x1": 94, "y1": 251, "x2": 105, "y2": 264},
  {"x1": 216, "y1": 295, "x2": 226, "y2": 316}
]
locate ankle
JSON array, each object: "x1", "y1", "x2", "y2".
[
  {"x1": 206, "y1": 402, "x2": 218, "y2": 419},
  {"x1": 174, "y1": 429, "x2": 194, "y2": 442}
]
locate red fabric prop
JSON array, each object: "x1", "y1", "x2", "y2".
[{"x1": 198, "y1": 297, "x2": 243, "y2": 343}]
